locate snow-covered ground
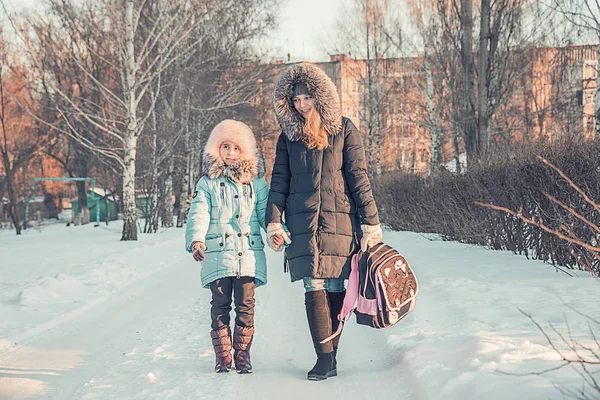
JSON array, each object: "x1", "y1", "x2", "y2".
[{"x1": 0, "y1": 223, "x2": 598, "y2": 399}]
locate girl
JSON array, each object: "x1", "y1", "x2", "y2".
[
  {"x1": 186, "y1": 119, "x2": 269, "y2": 374},
  {"x1": 266, "y1": 63, "x2": 383, "y2": 381}
]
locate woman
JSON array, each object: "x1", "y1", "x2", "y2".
[{"x1": 265, "y1": 63, "x2": 383, "y2": 381}]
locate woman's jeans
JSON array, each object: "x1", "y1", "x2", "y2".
[{"x1": 303, "y1": 277, "x2": 345, "y2": 293}]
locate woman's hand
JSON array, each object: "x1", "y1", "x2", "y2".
[{"x1": 360, "y1": 224, "x2": 383, "y2": 251}]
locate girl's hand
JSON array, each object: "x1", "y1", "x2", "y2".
[{"x1": 192, "y1": 241, "x2": 206, "y2": 262}]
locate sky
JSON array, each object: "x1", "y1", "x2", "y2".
[
  {"x1": 1, "y1": 0, "x2": 347, "y2": 62},
  {"x1": 268, "y1": 0, "x2": 346, "y2": 62}
]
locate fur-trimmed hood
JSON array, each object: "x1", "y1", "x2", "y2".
[
  {"x1": 273, "y1": 63, "x2": 343, "y2": 142},
  {"x1": 202, "y1": 119, "x2": 264, "y2": 184}
]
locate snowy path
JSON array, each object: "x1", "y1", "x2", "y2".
[
  {"x1": 1, "y1": 224, "x2": 599, "y2": 399},
  {"x1": 0, "y1": 259, "x2": 197, "y2": 399},
  {"x1": 0, "y1": 226, "x2": 414, "y2": 399}
]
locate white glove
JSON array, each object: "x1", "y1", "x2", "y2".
[
  {"x1": 360, "y1": 224, "x2": 383, "y2": 251},
  {"x1": 266, "y1": 223, "x2": 291, "y2": 252}
]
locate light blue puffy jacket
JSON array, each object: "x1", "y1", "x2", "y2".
[{"x1": 186, "y1": 174, "x2": 269, "y2": 288}]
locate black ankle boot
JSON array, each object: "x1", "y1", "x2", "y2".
[
  {"x1": 305, "y1": 290, "x2": 336, "y2": 380},
  {"x1": 307, "y1": 352, "x2": 336, "y2": 380}
]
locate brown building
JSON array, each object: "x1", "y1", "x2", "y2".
[{"x1": 239, "y1": 44, "x2": 597, "y2": 177}]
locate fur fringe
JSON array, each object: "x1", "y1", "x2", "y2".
[
  {"x1": 273, "y1": 63, "x2": 343, "y2": 144},
  {"x1": 202, "y1": 119, "x2": 264, "y2": 184},
  {"x1": 202, "y1": 153, "x2": 265, "y2": 184}
]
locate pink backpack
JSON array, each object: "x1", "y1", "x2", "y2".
[{"x1": 323, "y1": 243, "x2": 418, "y2": 343}]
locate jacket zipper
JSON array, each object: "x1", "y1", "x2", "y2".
[
  {"x1": 237, "y1": 232, "x2": 242, "y2": 279},
  {"x1": 237, "y1": 184, "x2": 242, "y2": 279}
]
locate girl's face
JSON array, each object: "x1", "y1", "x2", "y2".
[
  {"x1": 219, "y1": 140, "x2": 242, "y2": 166},
  {"x1": 293, "y1": 94, "x2": 315, "y2": 118}
]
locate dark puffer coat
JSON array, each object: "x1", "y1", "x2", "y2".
[{"x1": 266, "y1": 63, "x2": 379, "y2": 282}]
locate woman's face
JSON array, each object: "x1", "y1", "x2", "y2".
[
  {"x1": 293, "y1": 94, "x2": 315, "y2": 118},
  {"x1": 219, "y1": 140, "x2": 241, "y2": 166}
]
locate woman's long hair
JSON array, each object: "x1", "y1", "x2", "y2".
[{"x1": 302, "y1": 107, "x2": 329, "y2": 150}]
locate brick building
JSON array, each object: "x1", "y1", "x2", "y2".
[{"x1": 236, "y1": 44, "x2": 597, "y2": 177}]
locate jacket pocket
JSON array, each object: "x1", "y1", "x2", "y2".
[
  {"x1": 335, "y1": 192, "x2": 352, "y2": 212},
  {"x1": 204, "y1": 235, "x2": 225, "y2": 253},
  {"x1": 248, "y1": 234, "x2": 265, "y2": 250}
]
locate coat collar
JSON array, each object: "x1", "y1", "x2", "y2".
[{"x1": 201, "y1": 153, "x2": 264, "y2": 184}]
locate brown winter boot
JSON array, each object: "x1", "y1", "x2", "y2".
[
  {"x1": 233, "y1": 325, "x2": 254, "y2": 374},
  {"x1": 210, "y1": 327, "x2": 232, "y2": 373},
  {"x1": 305, "y1": 290, "x2": 336, "y2": 381}
]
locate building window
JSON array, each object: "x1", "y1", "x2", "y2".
[{"x1": 575, "y1": 90, "x2": 583, "y2": 106}]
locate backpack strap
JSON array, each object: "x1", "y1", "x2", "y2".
[{"x1": 320, "y1": 250, "x2": 361, "y2": 344}]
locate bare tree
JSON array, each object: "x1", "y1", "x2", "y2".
[
  {"x1": 404, "y1": 0, "x2": 446, "y2": 174},
  {"x1": 116, "y1": 0, "x2": 207, "y2": 240},
  {"x1": 363, "y1": 0, "x2": 386, "y2": 175},
  {"x1": 38, "y1": 0, "x2": 279, "y2": 238},
  {"x1": 169, "y1": 0, "x2": 278, "y2": 228},
  {"x1": 26, "y1": 0, "x2": 117, "y2": 225},
  {"x1": 515, "y1": 308, "x2": 600, "y2": 400},
  {"x1": 24, "y1": 0, "x2": 224, "y2": 240},
  {"x1": 405, "y1": 0, "x2": 530, "y2": 168},
  {"x1": 478, "y1": 0, "x2": 491, "y2": 150},
  {"x1": 329, "y1": 0, "x2": 402, "y2": 176},
  {"x1": 459, "y1": 0, "x2": 479, "y2": 164},
  {"x1": 552, "y1": 0, "x2": 600, "y2": 139},
  {"x1": 477, "y1": 156, "x2": 600, "y2": 277},
  {"x1": 0, "y1": 33, "x2": 48, "y2": 234}
]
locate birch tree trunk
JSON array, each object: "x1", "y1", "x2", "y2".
[
  {"x1": 373, "y1": 42, "x2": 382, "y2": 176},
  {"x1": 425, "y1": 48, "x2": 442, "y2": 174},
  {"x1": 596, "y1": 39, "x2": 600, "y2": 139},
  {"x1": 375, "y1": 80, "x2": 382, "y2": 176},
  {"x1": 75, "y1": 181, "x2": 90, "y2": 225},
  {"x1": 146, "y1": 110, "x2": 159, "y2": 234},
  {"x1": 122, "y1": 135, "x2": 138, "y2": 240},
  {"x1": 6, "y1": 173, "x2": 21, "y2": 235},
  {"x1": 175, "y1": 131, "x2": 190, "y2": 228},
  {"x1": 460, "y1": 0, "x2": 478, "y2": 166},
  {"x1": 478, "y1": 0, "x2": 491, "y2": 154},
  {"x1": 452, "y1": 125, "x2": 462, "y2": 174},
  {"x1": 121, "y1": 0, "x2": 139, "y2": 241},
  {"x1": 159, "y1": 89, "x2": 176, "y2": 229},
  {"x1": 175, "y1": 157, "x2": 190, "y2": 228},
  {"x1": 162, "y1": 159, "x2": 173, "y2": 228},
  {"x1": 365, "y1": 20, "x2": 375, "y2": 176}
]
